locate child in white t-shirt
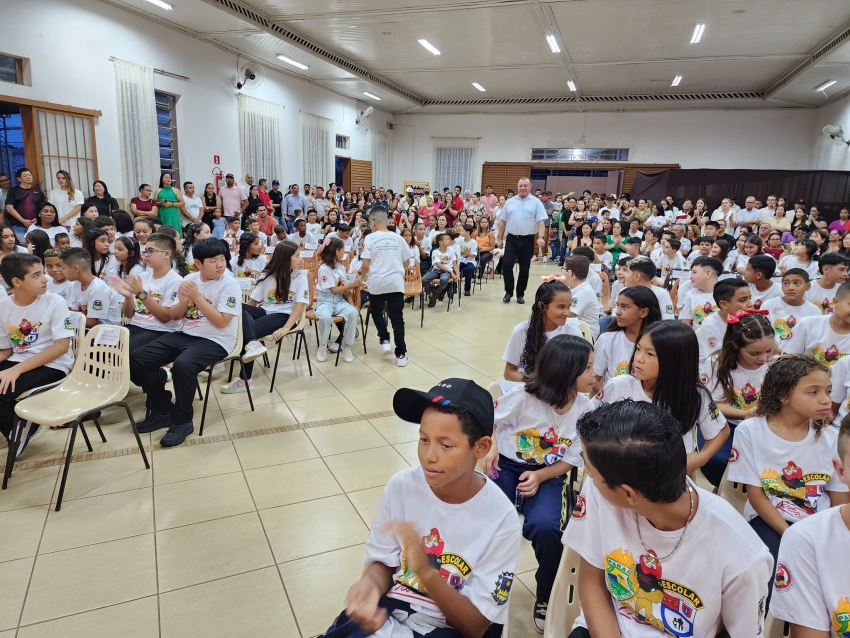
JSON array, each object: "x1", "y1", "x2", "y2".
[
  {"x1": 230, "y1": 232, "x2": 268, "y2": 280},
  {"x1": 783, "y1": 282, "x2": 850, "y2": 367},
  {"x1": 44, "y1": 249, "x2": 73, "y2": 302},
  {"x1": 700, "y1": 310, "x2": 776, "y2": 486},
  {"x1": 653, "y1": 239, "x2": 687, "y2": 283},
  {"x1": 314, "y1": 237, "x2": 361, "y2": 363},
  {"x1": 305, "y1": 210, "x2": 323, "y2": 237},
  {"x1": 61, "y1": 249, "x2": 119, "y2": 327},
  {"x1": 563, "y1": 400, "x2": 773, "y2": 637},
  {"x1": 778, "y1": 239, "x2": 820, "y2": 279},
  {"x1": 744, "y1": 254, "x2": 781, "y2": 309},
  {"x1": 804, "y1": 251, "x2": 850, "y2": 314},
  {"x1": 728, "y1": 355, "x2": 849, "y2": 575},
  {"x1": 0, "y1": 254, "x2": 76, "y2": 448},
  {"x1": 483, "y1": 335, "x2": 594, "y2": 631},
  {"x1": 422, "y1": 233, "x2": 457, "y2": 308},
  {"x1": 456, "y1": 224, "x2": 478, "y2": 296},
  {"x1": 696, "y1": 278, "x2": 752, "y2": 365},
  {"x1": 681, "y1": 255, "x2": 723, "y2": 327},
  {"x1": 322, "y1": 379, "x2": 521, "y2": 638},
  {"x1": 762, "y1": 268, "x2": 821, "y2": 346},
  {"x1": 563, "y1": 255, "x2": 602, "y2": 338}
]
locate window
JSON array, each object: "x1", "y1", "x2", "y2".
[
  {"x1": 530, "y1": 148, "x2": 630, "y2": 162},
  {"x1": 335, "y1": 134, "x2": 350, "y2": 150},
  {"x1": 155, "y1": 91, "x2": 179, "y2": 184},
  {"x1": 0, "y1": 54, "x2": 24, "y2": 86},
  {"x1": 530, "y1": 168, "x2": 611, "y2": 180},
  {"x1": 35, "y1": 109, "x2": 98, "y2": 194}
]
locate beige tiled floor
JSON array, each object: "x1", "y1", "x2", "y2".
[{"x1": 0, "y1": 263, "x2": 555, "y2": 637}]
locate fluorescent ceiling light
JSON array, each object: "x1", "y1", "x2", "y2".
[
  {"x1": 143, "y1": 0, "x2": 173, "y2": 8},
  {"x1": 418, "y1": 39, "x2": 441, "y2": 56},
  {"x1": 472, "y1": 82, "x2": 486, "y2": 92},
  {"x1": 363, "y1": 92, "x2": 381, "y2": 100},
  {"x1": 690, "y1": 23, "x2": 706, "y2": 44},
  {"x1": 815, "y1": 80, "x2": 837, "y2": 92},
  {"x1": 671, "y1": 75, "x2": 682, "y2": 87},
  {"x1": 276, "y1": 54, "x2": 308, "y2": 70},
  {"x1": 567, "y1": 80, "x2": 576, "y2": 92},
  {"x1": 546, "y1": 35, "x2": 560, "y2": 53}
]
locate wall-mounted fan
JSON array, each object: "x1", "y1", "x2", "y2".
[
  {"x1": 823, "y1": 124, "x2": 850, "y2": 146},
  {"x1": 236, "y1": 62, "x2": 265, "y2": 90},
  {"x1": 356, "y1": 106, "x2": 374, "y2": 125}
]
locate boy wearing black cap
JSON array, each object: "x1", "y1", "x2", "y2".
[{"x1": 320, "y1": 379, "x2": 521, "y2": 638}]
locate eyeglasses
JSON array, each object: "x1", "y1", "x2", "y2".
[{"x1": 144, "y1": 248, "x2": 168, "y2": 256}]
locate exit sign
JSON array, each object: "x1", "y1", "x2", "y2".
[{"x1": 213, "y1": 155, "x2": 220, "y2": 164}]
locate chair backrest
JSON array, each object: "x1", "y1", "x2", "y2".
[
  {"x1": 404, "y1": 260, "x2": 423, "y2": 296},
  {"x1": 543, "y1": 544, "x2": 582, "y2": 638},
  {"x1": 72, "y1": 312, "x2": 87, "y2": 357},
  {"x1": 68, "y1": 324, "x2": 131, "y2": 399},
  {"x1": 229, "y1": 308, "x2": 244, "y2": 357},
  {"x1": 717, "y1": 466, "x2": 748, "y2": 515},
  {"x1": 486, "y1": 381, "x2": 503, "y2": 402},
  {"x1": 576, "y1": 320, "x2": 593, "y2": 344}
]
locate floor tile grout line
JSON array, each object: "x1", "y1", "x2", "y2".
[
  {"x1": 149, "y1": 438, "x2": 163, "y2": 638},
  {"x1": 12, "y1": 594, "x2": 159, "y2": 632}
]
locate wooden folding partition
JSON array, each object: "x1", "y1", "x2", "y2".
[{"x1": 350, "y1": 159, "x2": 372, "y2": 192}]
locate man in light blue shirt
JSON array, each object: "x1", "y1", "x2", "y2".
[
  {"x1": 283, "y1": 184, "x2": 307, "y2": 233},
  {"x1": 496, "y1": 178, "x2": 547, "y2": 304}
]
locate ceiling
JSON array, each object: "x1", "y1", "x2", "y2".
[{"x1": 101, "y1": 0, "x2": 850, "y2": 113}]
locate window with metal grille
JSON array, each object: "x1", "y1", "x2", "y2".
[
  {"x1": 155, "y1": 91, "x2": 179, "y2": 184},
  {"x1": 530, "y1": 148, "x2": 630, "y2": 162},
  {"x1": 0, "y1": 55, "x2": 24, "y2": 86},
  {"x1": 336, "y1": 134, "x2": 350, "y2": 150}
]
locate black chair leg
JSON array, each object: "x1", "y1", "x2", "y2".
[
  {"x1": 198, "y1": 371, "x2": 214, "y2": 436},
  {"x1": 121, "y1": 401, "x2": 150, "y2": 468},
  {"x1": 270, "y1": 339, "x2": 284, "y2": 392},
  {"x1": 359, "y1": 314, "x2": 367, "y2": 354},
  {"x1": 313, "y1": 321, "x2": 320, "y2": 348},
  {"x1": 78, "y1": 422, "x2": 93, "y2": 452},
  {"x1": 262, "y1": 352, "x2": 270, "y2": 369},
  {"x1": 196, "y1": 380, "x2": 203, "y2": 401},
  {"x1": 302, "y1": 333, "x2": 313, "y2": 377},
  {"x1": 55, "y1": 417, "x2": 83, "y2": 511},
  {"x1": 93, "y1": 418, "x2": 106, "y2": 443},
  {"x1": 239, "y1": 359, "x2": 255, "y2": 413},
  {"x1": 2, "y1": 416, "x2": 21, "y2": 489}
]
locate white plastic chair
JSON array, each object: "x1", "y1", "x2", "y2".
[
  {"x1": 4, "y1": 325, "x2": 148, "y2": 511},
  {"x1": 576, "y1": 320, "x2": 593, "y2": 344},
  {"x1": 487, "y1": 381, "x2": 503, "y2": 402},
  {"x1": 544, "y1": 544, "x2": 583, "y2": 638},
  {"x1": 717, "y1": 465, "x2": 748, "y2": 515},
  {"x1": 764, "y1": 614, "x2": 790, "y2": 638}
]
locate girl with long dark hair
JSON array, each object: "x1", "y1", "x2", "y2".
[{"x1": 232, "y1": 232, "x2": 267, "y2": 280}]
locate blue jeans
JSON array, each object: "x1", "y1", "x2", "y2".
[{"x1": 11, "y1": 226, "x2": 27, "y2": 243}]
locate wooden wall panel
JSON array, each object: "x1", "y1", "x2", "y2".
[
  {"x1": 350, "y1": 159, "x2": 372, "y2": 193},
  {"x1": 480, "y1": 163, "x2": 531, "y2": 196}
]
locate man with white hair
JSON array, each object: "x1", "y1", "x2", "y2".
[
  {"x1": 734, "y1": 195, "x2": 762, "y2": 237},
  {"x1": 496, "y1": 178, "x2": 547, "y2": 304}
]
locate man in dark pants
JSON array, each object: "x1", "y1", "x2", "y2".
[{"x1": 496, "y1": 178, "x2": 547, "y2": 304}]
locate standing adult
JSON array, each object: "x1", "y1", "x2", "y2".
[
  {"x1": 219, "y1": 173, "x2": 246, "y2": 221},
  {"x1": 0, "y1": 173, "x2": 9, "y2": 211},
  {"x1": 480, "y1": 184, "x2": 498, "y2": 220},
  {"x1": 496, "y1": 178, "x2": 546, "y2": 304},
  {"x1": 241, "y1": 173, "x2": 254, "y2": 199},
  {"x1": 5, "y1": 167, "x2": 46, "y2": 242},
  {"x1": 257, "y1": 179, "x2": 271, "y2": 210},
  {"x1": 182, "y1": 181, "x2": 203, "y2": 225},
  {"x1": 283, "y1": 184, "x2": 307, "y2": 233},
  {"x1": 759, "y1": 194, "x2": 778, "y2": 220},
  {"x1": 49, "y1": 169, "x2": 85, "y2": 226},
  {"x1": 130, "y1": 184, "x2": 158, "y2": 220},
  {"x1": 268, "y1": 180, "x2": 283, "y2": 222},
  {"x1": 312, "y1": 186, "x2": 329, "y2": 219},
  {"x1": 201, "y1": 183, "x2": 220, "y2": 228},
  {"x1": 155, "y1": 173, "x2": 185, "y2": 237},
  {"x1": 83, "y1": 180, "x2": 119, "y2": 217}
]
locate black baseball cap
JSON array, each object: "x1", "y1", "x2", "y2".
[
  {"x1": 225, "y1": 173, "x2": 234, "y2": 178},
  {"x1": 393, "y1": 378, "x2": 494, "y2": 437},
  {"x1": 272, "y1": 179, "x2": 280, "y2": 185}
]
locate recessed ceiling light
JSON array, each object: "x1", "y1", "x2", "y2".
[
  {"x1": 567, "y1": 80, "x2": 576, "y2": 91},
  {"x1": 381, "y1": 31, "x2": 391, "y2": 35},
  {"x1": 732, "y1": 9, "x2": 745, "y2": 13},
  {"x1": 815, "y1": 80, "x2": 837, "y2": 92},
  {"x1": 472, "y1": 82, "x2": 486, "y2": 92},
  {"x1": 143, "y1": 0, "x2": 173, "y2": 9},
  {"x1": 690, "y1": 23, "x2": 706, "y2": 44},
  {"x1": 418, "y1": 39, "x2": 441, "y2": 56},
  {"x1": 276, "y1": 54, "x2": 308, "y2": 70},
  {"x1": 363, "y1": 92, "x2": 382, "y2": 100},
  {"x1": 545, "y1": 35, "x2": 560, "y2": 53},
  {"x1": 671, "y1": 75, "x2": 682, "y2": 87}
]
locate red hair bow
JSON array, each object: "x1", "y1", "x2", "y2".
[{"x1": 726, "y1": 308, "x2": 769, "y2": 324}]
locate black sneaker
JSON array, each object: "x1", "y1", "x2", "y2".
[
  {"x1": 136, "y1": 411, "x2": 172, "y2": 433},
  {"x1": 533, "y1": 600, "x2": 547, "y2": 633},
  {"x1": 463, "y1": 289, "x2": 470, "y2": 296},
  {"x1": 15, "y1": 423, "x2": 42, "y2": 459},
  {"x1": 160, "y1": 422, "x2": 194, "y2": 447}
]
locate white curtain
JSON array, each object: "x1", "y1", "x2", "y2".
[
  {"x1": 367, "y1": 129, "x2": 389, "y2": 189},
  {"x1": 238, "y1": 94, "x2": 284, "y2": 183},
  {"x1": 113, "y1": 58, "x2": 160, "y2": 203},
  {"x1": 433, "y1": 137, "x2": 479, "y2": 194},
  {"x1": 300, "y1": 112, "x2": 334, "y2": 189}
]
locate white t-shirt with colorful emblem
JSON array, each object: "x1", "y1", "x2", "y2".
[
  {"x1": 727, "y1": 416, "x2": 847, "y2": 522},
  {"x1": 250, "y1": 270, "x2": 309, "y2": 315},
  {"x1": 783, "y1": 315, "x2": 850, "y2": 368},
  {"x1": 829, "y1": 355, "x2": 850, "y2": 427},
  {"x1": 0, "y1": 292, "x2": 76, "y2": 373},
  {"x1": 230, "y1": 255, "x2": 267, "y2": 280},
  {"x1": 493, "y1": 384, "x2": 587, "y2": 467},
  {"x1": 761, "y1": 297, "x2": 821, "y2": 345},
  {"x1": 749, "y1": 282, "x2": 782, "y2": 309},
  {"x1": 770, "y1": 506, "x2": 850, "y2": 636},
  {"x1": 563, "y1": 477, "x2": 774, "y2": 638},
  {"x1": 701, "y1": 355, "x2": 768, "y2": 425},
  {"x1": 66, "y1": 278, "x2": 119, "y2": 325},
  {"x1": 363, "y1": 466, "x2": 521, "y2": 630},
  {"x1": 696, "y1": 311, "x2": 727, "y2": 366},
  {"x1": 179, "y1": 272, "x2": 241, "y2": 353},
  {"x1": 593, "y1": 330, "x2": 635, "y2": 383},
  {"x1": 681, "y1": 289, "x2": 718, "y2": 326},
  {"x1": 130, "y1": 269, "x2": 183, "y2": 332},
  {"x1": 804, "y1": 281, "x2": 841, "y2": 315}
]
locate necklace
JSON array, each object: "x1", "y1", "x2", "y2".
[{"x1": 634, "y1": 484, "x2": 694, "y2": 562}]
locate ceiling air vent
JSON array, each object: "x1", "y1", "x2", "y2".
[{"x1": 423, "y1": 92, "x2": 765, "y2": 106}]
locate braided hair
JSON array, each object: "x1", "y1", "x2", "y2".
[
  {"x1": 519, "y1": 280, "x2": 571, "y2": 374},
  {"x1": 712, "y1": 312, "x2": 774, "y2": 404}
]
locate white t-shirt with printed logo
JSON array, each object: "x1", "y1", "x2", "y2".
[
  {"x1": 681, "y1": 289, "x2": 718, "y2": 326},
  {"x1": 493, "y1": 384, "x2": 587, "y2": 467},
  {"x1": 804, "y1": 281, "x2": 840, "y2": 315},
  {"x1": 429, "y1": 249, "x2": 454, "y2": 271},
  {"x1": 0, "y1": 293, "x2": 76, "y2": 373},
  {"x1": 130, "y1": 269, "x2": 183, "y2": 332},
  {"x1": 570, "y1": 280, "x2": 601, "y2": 338},
  {"x1": 502, "y1": 320, "x2": 583, "y2": 373},
  {"x1": 779, "y1": 255, "x2": 820, "y2": 279},
  {"x1": 654, "y1": 252, "x2": 686, "y2": 278},
  {"x1": 361, "y1": 231, "x2": 415, "y2": 295},
  {"x1": 456, "y1": 237, "x2": 478, "y2": 265},
  {"x1": 179, "y1": 272, "x2": 241, "y2": 353},
  {"x1": 749, "y1": 282, "x2": 782, "y2": 309},
  {"x1": 783, "y1": 315, "x2": 850, "y2": 368},
  {"x1": 66, "y1": 278, "x2": 119, "y2": 325},
  {"x1": 250, "y1": 270, "x2": 309, "y2": 316},
  {"x1": 593, "y1": 330, "x2": 635, "y2": 383},
  {"x1": 770, "y1": 506, "x2": 850, "y2": 635},
  {"x1": 363, "y1": 466, "x2": 521, "y2": 629},
  {"x1": 650, "y1": 285, "x2": 676, "y2": 320},
  {"x1": 829, "y1": 355, "x2": 850, "y2": 426},
  {"x1": 563, "y1": 477, "x2": 773, "y2": 638},
  {"x1": 701, "y1": 355, "x2": 768, "y2": 425},
  {"x1": 727, "y1": 416, "x2": 846, "y2": 523},
  {"x1": 317, "y1": 263, "x2": 347, "y2": 296},
  {"x1": 46, "y1": 277, "x2": 73, "y2": 302},
  {"x1": 229, "y1": 255, "x2": 267, "y2": 280},
  {"x1": 761, "y1": 297, "x2": 821, "y2": 345},
  {"x1": 696, "y1": 311, "x2": 727, "y2": 366},
  {"x1": 592, "y1": 374, "x2": 727, "y2": 453}
]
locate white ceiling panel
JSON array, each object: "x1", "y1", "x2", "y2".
[
  {"x1": 104, "y1": 0, "x2": 254, "y2": 34},
  {"x1": 246, "y1": 0, "x2": 511, "y2": 19},
  {"x1": 381, "y1": 67, "x2": 572, "y2": 100}
]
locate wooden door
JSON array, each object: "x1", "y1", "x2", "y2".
[{"x1": 350, "y1": 159, "x2": 372, "y2": 192}]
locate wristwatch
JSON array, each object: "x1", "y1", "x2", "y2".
[{"x1": 137, "y1": 291, "x2": 148, "y2": 301}]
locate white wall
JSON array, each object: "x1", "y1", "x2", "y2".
[
  {"x1": 811, "y1": 94, "x2": 850, "y2": 170},
  {"x1": 391, "y1": 109, "x2": 817, "y2": 193},
  {"x1": 1, "y1": 0, "x2": 394, "y2": 201}
]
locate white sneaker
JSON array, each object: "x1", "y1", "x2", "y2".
[
  {"x1": 343, "y1": 344, "x2": 354, "y2": 363},
  {"x1": 242, "y1": 340, "x2": 268, "y2": 363},
  {"x1": 381, "y1": 340, "x2": 392, "y2": 352},
  {"x1": 164, "y1": 367, "x2": 172, "y2": 382},
  {"x1": 220, "y1": 377, "x2": 253, "y2": 394},
  {"x1": 316, "y1": 345, "x2": 328, "y2": 362},
  {"x1": 396, "y1": 353, "x2": 409, "y2": 367},
  {"x1": 328, "y1": 342, "x2": 341, "y2": 353}
]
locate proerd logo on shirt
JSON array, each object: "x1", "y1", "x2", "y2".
[
  {"x1": 571, "y1": 494, "x2": 586, "y2": 520},
  {"x1": 774, "y1": 562, "x2": 793, "y2": 591}
]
